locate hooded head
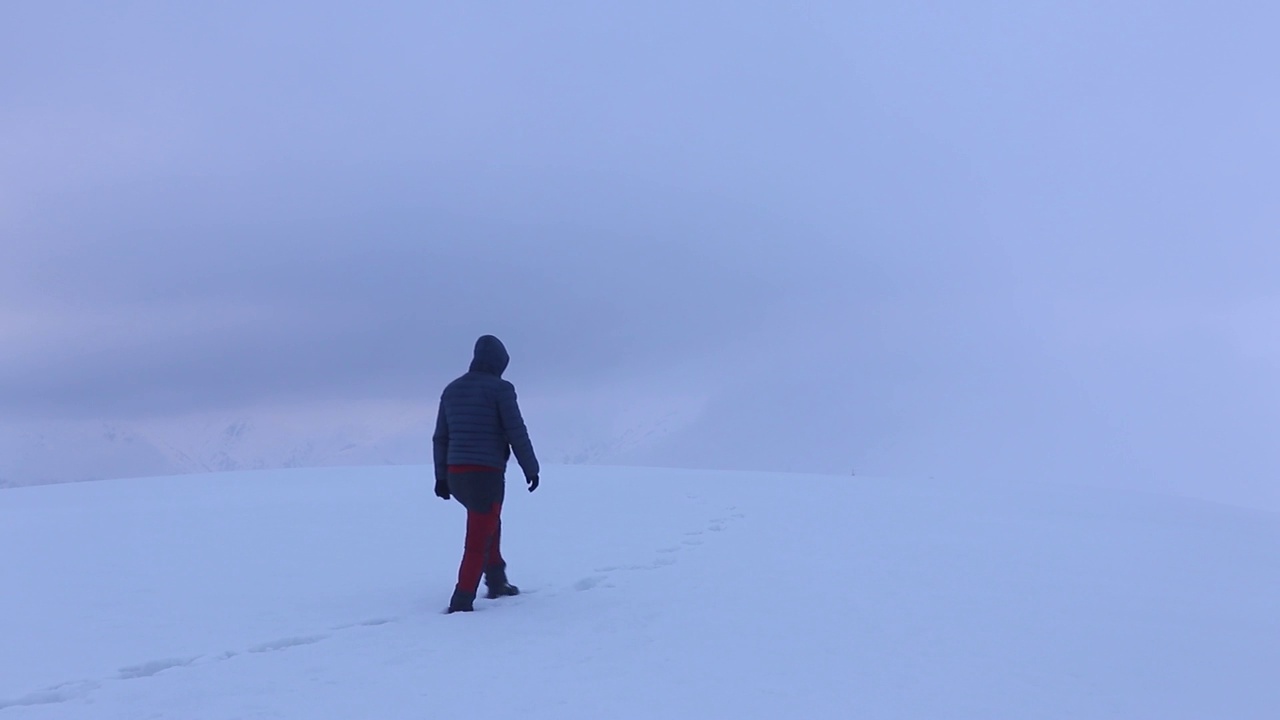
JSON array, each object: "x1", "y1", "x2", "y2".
[{"x1": 469, "y1": 334, "x2": 510, "y2": 376}]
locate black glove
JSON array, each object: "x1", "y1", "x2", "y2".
[
  {"x1": 434, "y1": 477, "x2": 451, "y2": 500},
  {"x1": 526, "y1": 473, "x2": 539, "y2": 492}
]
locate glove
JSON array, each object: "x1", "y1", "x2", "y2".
[
  {"x1": 526, "y1": 473, "x2": 539, "y2": 492},
  {"x1": 434, "y1": 477, "x2": 451, "y2": 500}
]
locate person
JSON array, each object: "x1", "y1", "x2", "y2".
[{"x1": 433, "y1": 335, "x2": 540, "y2": 613}]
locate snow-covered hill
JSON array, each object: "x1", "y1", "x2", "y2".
[
  {"x1": 2, "y1": 466, "x2": 1277, "y2": 718},
  {"x1": 0, "y1": 397, "x2": 697, "y2": 488},
  {"x1": 0, "y1": 413, "x2": 434, "y2": 487}
]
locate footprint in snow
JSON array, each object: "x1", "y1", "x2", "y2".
[
  {"x1": 249, "y1": 635, "x2": 329, "y2": 653},
  {"x1": 331, "y1": 617, "x2": 396, "y2": 630},
  {"x1": 118, "y1": 656, "x2": 201, "y2": 679},
  {"x1": 574, "y1": 576, "x2": 608, "y2": 591},
  {"x1": 0, "y1": 681, "x2": 100, "y2": 710}
]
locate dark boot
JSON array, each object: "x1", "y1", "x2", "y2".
[
  {"x1": 447, "y1": 588, "x2": 475, "y2": 614},
  {"x1": 484, "y1": 564, "x2": 520, "y2": 599}
]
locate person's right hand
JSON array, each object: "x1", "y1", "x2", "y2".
[{"x1": 526, "y1": 474, "x2": 539, "y2": 492}]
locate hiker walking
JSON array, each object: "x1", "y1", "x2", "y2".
[{"x1": 433, "y1": 335, "x2": 540, "y2": 613}]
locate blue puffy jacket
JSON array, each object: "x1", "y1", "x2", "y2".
[{"x1": 432, "y1": 335, "x2": 539, "y2": 484}]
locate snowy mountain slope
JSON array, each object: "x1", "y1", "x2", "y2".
[
  {"x1": 2, "y1": 466, "x2": 1278, "y2": 719},
  {"x1": 0, "y1": 414, "x2": 430, "y2": 487},
  {"x1": 0, "y1": 423, "x2": 184, "y2": 487},
  {"x1": 0, "y1": 398, "x2": 694, "y2": 487}
]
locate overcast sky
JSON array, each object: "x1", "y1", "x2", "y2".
[{"x1": 3, "y1": 3, "x2": 1278, "y2": 506}]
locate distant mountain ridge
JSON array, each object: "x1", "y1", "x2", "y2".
[{"x1": 0, "y1": 407, "x2": 692, "y2": 487}]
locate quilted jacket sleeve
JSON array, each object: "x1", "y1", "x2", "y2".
[
  {"x1": 431, "y1": 400, "x2": 449, "y2": 485},
  {"x1": 497, "y1": 381, "x2": 539, "y2": 479}
]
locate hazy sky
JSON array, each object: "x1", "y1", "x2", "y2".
[{"x1": 3, "y1": 3, "x2": 1278, "y2": 505}]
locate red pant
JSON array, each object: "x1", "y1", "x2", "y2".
[{"x1": 456, "y1": 502, "x2": 504, "y2": 594}]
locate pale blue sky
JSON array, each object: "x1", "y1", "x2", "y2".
[{"x1": 3, "y1": 2, "x2": 1278, "y2": 503}]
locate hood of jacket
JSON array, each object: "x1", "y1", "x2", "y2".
[{"x1": 468, "y1": 334, "x2": 510, "y2": 377}]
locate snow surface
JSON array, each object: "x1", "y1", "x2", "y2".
[{"x1": 2, "y1": 466, "x2": 1278, "y2": 719}]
